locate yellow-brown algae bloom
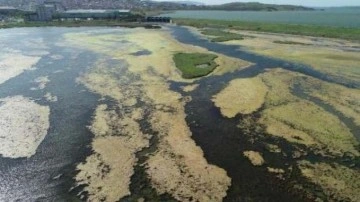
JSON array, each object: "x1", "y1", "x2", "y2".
[{"x1": 0, "y1": 96, "x2": 50, "y2": 158}]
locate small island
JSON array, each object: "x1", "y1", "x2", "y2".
[{"x1": 173, "y1": 52, "x2": 218, "y2": 78}]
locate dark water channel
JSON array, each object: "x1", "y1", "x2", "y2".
[
  {"x1": 0, "y1": 26, "x2": 358, "y2": 201},
  {"x1": 168, "y1": 25, "x2": 359, "y2": 201},
  {"x1": 0, "y1": 28, "x2": 104, "y2": 201},
  {"x1": 169, "y1": 26, "x2": 359, "y2": 89}
]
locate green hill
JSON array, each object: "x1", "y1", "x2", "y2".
[{"x1": 207, "y1": 2, "x2": 314, "y2": 11}]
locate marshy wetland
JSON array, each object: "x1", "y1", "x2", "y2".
[{"x1": 0, "y1": 24, "x2": 359, "y2": 202}]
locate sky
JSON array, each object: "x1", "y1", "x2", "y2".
[{"x1": 154, "y1": 0, "x2": 360, "y2": 7}]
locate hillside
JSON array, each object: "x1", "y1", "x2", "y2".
[
  {"x1": 0, "y1": 0, "x2": 146, "y2": 10},
  {"x1": 0, "y1": 0, "x2": 314, "y2": 11},
  {"x1": 208, "y1": 2, "x2": 314, "y2": 11}
]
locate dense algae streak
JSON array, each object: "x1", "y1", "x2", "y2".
[
  {"x1": 75, "y1": 104, "x2": 150, "y2": 201},
  {"x1": 0, "y1": 53, "x2": 41, "y2": 85},
  {"x1": 61, "y1": 25, "x2": 360, "y2": 201},
  {"x1": 212, "y1": 77, "x2": 267, "y2": 118},
  {"x1": 66, "y1": 28, "x2": 235, "y2": 201},
  {"x1": 175, "y1": 25, "x2": 360, "y2": 201}
]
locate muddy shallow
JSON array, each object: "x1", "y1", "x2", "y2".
[{"x1": 0, "y1": 26, "x2": 359, "y2": 202}]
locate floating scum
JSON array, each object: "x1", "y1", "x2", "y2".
[
  {"x1": 212, "y1": 77, "x2": 268, "y2": 118},
  {"x1": 0, "y1": 96, "x2": 50, "y2": 158},
  {"x1": 222, "y1": 29, "x2": 360, "y2": 87},
  {"x1": 0, "y1": 49, "x2": 50, "y2": 159},
  {"x1": 212, "y1": 67, "x2": 360, "y2": 201},
  {"x1": 57, "y1": 25, "x2": 360, "y2": 201},
  {"x1": 0, "y1": 53, "x2": 41, "y2": 85},
  {"x1": 63, "y1": 28, "x2": 255, "y2": 201}
]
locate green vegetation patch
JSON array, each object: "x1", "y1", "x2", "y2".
[
  {"x1": 201, "y1": 29, "x2": 244, "y2": 42},
  {"x1": 173, "y1": 53, "x2": 218, "y2": 79},
  {"x1": 209, "y1": 2, "x2": 313, "y2": 11},
  {"x1": 273, "y1": 40, "x2": 311, "y2": 45},
  {"x1": 175, "y1": 18, "x2": 360, "y2": 41}
]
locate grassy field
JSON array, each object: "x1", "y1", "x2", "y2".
[
  {"x1": 175, "y1": 18, "x2": 360, "y2": 41},
  {"x1": 173, "y1": 53, "x2": 218, "y2": 79},
  {"x1": 201, "y1": 29, "x2": 244, "y2": 42},
  {"x1": 273, "y1": 40, "x2": 310, "y2": 45},
  {"x1": 3, "y1": 18, "x2": 360, "y2": 41}
]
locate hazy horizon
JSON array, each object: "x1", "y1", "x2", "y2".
[{"x1": 153, "y1": 0, "x2": 360, "y2": 7}]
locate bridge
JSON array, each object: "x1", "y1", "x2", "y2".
[{"x1": 146, "y1": 17, "x2": 172, "y2": 23}]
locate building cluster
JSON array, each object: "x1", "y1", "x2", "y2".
[
  {"x1": 146, "y1": 16, "x2": 172, "y2": 23},
  {"x1": 0, "y1": 0, "x2": 172, "y2": 23},
  {"x1": 25, "y1": 0, "x2": 132, "y2": 21},
  {"x1": 0, "y1": 6, "x2": 26, "y2": 22}
]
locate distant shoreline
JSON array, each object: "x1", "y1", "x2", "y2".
[
  {"x1": 174, "y1": 18, "x2": 360, "y2": 41},
  {"x1": 1, "y1": 17, "x2": 360, "y2": 41},
  {"x1": 160, "y1": 8, "x2": 360, "y2": 28},
  {"x1": 0, "y1": 21, "x2": 162, "y2": 29}
]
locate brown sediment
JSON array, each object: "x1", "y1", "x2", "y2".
[
  {"x1": 298, "y1": 161, "x2": 360, "y2": 202},
  {"x1": 75, "y1": 105, "x2": 150, "y2": 201},
  {"x1": 0, "y1": 53, "x2": 41, "y2": 85},
  {"x1": 0, "y1": 96, "x2": 50, "y2": 158},
  {"x1": 212, "y1": 77, "x2": 268, "y2": 118},
  {"x1": 243, "y1": 151, "x2": 265, "y2": 166},
  {"x1": 69, "y1": 28, "x2": 232, "y2": 201}
]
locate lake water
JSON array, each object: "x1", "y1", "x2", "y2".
[
  {"x1": 0, "y1": 26, "x2": 358, "y2": 201},
  {"x1": 160, "y1": 7, "x2": 360, "y2": 28}
]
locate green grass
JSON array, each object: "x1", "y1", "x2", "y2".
[
  {"x1": 173, "y1": 53, "x2": 218, "y2": 79},
  {"x1": 273, "y1": 40, "x2": 311, "y2": 45},
  {"x1": 175, "y1": 18, "x2": 360, "y2": 41},
  {"x1": 201, "y1": 29, "x2": 244, "y2": 42}
]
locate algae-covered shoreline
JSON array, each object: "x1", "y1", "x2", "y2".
[
  {"x1": 174, "y1": 18, "x2": 360, "y2": 41},
  {"x1": 172, "y1": 25, "x2": 360, "y2": 201},
  {"x1": 0, "y1": 27, "x2": 103, "y2": 201},
  {"x1": 65, "y1": 28, "x2": 236, "y2": 201},
  {"x1": 0, "y1": 25, "x2": 359, "y2": 201}
]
